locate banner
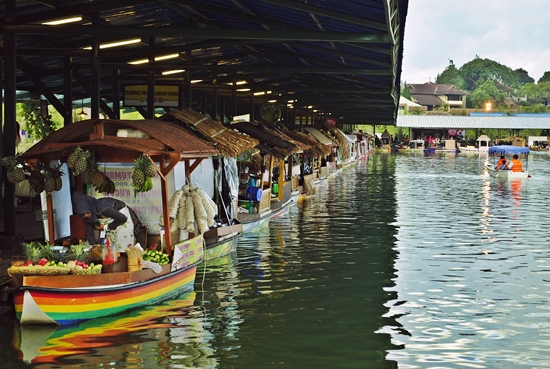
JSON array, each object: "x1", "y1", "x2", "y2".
[
  {"x1": 123, "y1": 85, "x2": 179, "y2": 107},
  {"x1": 95, "y1": 163, "x2": 163, "y2": 234},
  {"x1": 171, "y1": 235, "x2": 204, "y2": 271},
  {"x1": 448, "y1": 129, "x2": 465, "y2": 137}
]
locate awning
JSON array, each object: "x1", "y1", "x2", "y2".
[{"x1": 488, "y1": 146, "x2": 530, "y2": 155}]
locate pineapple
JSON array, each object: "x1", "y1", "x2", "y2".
[
  {"x1": 51, "y1": 164, "x2": 64, "y2": 191},
  {"x1": 81, "y1": 170, "x2": 92, "y2": 184},
  {"x1": 7, "y1": 167, "x2": 26, "y2": 183},
  {"x1": 67, "y1": 147, "x2": 83, "y2": 170},
  {"x1": 28, "y1": 170, "x2": 45, "y2": 193},
  {"x1": 43, "y1": 171, "x2": 56, "y2": 193},
  {"x1": 87, "y1": 153, "x2": 105, "y2": 187},
  {"x1": 39, "y1": 243, "x2": 57, "y2": 262},
  {"x1": 73, "y1": 149, "x2": 91, "y2": 175},
  {"x1": 21, "y1": 241, "x2": 43, "y2": 264},
  {"x1": 89, "y1": 170, "x2": 105, "y2": 187},
  {"x1": 43, "y1": 165, "x2": 64, "y2": 192},
  {"x1": 142, "y1": 155, "x2": 157, "y2": 178},
  {"x1": 2, "y1": 155, "x2": 25, "y2": 184},
  {"x1": 131, "y1": 166, "x2": 145, "y2": 190},
  {"x1": 68, "y1": 243, "x2": 90, "y2": 263}
]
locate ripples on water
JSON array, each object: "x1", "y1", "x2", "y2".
[
  {"x1": 5, "y1": 153, "x2": 550, "y2": 368},
  {"x1": 386, "y1": 152, "x2": 550, "y2": 369}
]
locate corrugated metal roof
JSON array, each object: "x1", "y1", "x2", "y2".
[{"x1": 397, "y1": 116, "x2": 550, "y2": 130}]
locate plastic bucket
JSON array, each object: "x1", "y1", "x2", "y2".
[{"x1": 245, "y1": 186, "x2": 263, "y2": 202}]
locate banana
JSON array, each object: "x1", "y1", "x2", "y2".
[
  {"x1": 96, "y1": 178, "x2": 107, "y2": 193},
  {"x1": 107, "y1": 179, "x2": 116, "y2": 194}
]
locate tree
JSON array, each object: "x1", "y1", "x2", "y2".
[
  {"x1": 467, "y1": 79, "x2": 505, "y2": 108},
  {"x1": 400, "y1": 81, "x2": 411, "y2": 99},
  {"x1": 513, "y1": 68, "x2": 534, "y2": 86},
  {"x1": 18, "y1": 100, "x2": 62, "y2": 141},
  {"x1": 538, "y1": 71, "x2": 550, "y2": 84},
  {"x1": 460, "y1": 57, "x2": 518, "y2": 90},
  {"x1": 521, "y1": 83, "x2": 542, "y2": 105},
  {"x1": 436, "y1": 60, "x2": 465, "y2": 89}
]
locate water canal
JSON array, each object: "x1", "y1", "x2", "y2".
[{"x1": 3, "y1": 152, "x2": 550, "y2": 368}]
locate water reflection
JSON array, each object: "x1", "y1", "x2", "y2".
[
  {"x1": 387, "y1": 153, "x2": 550, "y2": 368},
  {"x1": 11, "y1": 153, "x2": 550, "y2": 367},
  {"x1": 12, "y1": 292, "x2": 215, "y2": 368}
]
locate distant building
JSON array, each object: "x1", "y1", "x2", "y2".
[
  {"x1": 408, "y1": 82, "x2": 467, "y2": 111},
  {"x1": 398, "y1": 96, "x2": 426, "y2": 113}
]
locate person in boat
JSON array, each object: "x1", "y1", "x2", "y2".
[
  {"x1": 72, "y1": 190, "x2": 128, "y2": 245},
  {"x1": 509, "y1": 154, "x2": 523, "y2": 172},
  {"x1": 497, "y1": 156, "x2": 506, "y2": 168},
  {"x1": 498, "y1": 159, "x2": 509, "y2": 170}
]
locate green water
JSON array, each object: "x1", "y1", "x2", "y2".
[{"x1": 4, "y1": 152, "x2": 550, "y2": 368}]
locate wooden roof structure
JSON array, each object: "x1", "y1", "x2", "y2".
[{"x1": 20, "y1": 118, "x2": 218, "y2": 249}]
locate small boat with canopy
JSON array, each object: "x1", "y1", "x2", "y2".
[{"x1": 485, "y1": 145, "x2": 530, "y2": 179}]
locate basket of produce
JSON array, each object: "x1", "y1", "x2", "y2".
[
  {"x1": 68, "y1": 260, "x2": 103, "y2": 275},
  {"x1": 10, "y1": 242, "x2": 72, "y2": 276},
  {"x1": 8, "y1": 265, "x2": 71, "y2": 277}
]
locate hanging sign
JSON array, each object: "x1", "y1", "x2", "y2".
[
  {"x1": 171, "y1": 235, "x2": 204, "y2": 271},
  {"x1": 123, "y1": 85, "x2": 179, "y2": 107}
]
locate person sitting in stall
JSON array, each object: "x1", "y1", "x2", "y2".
[
  {"x1": 509, "y1": 154, "x2": 523, "y2": 172},
  {"x1": 72, "y1": 190, "x2": 128, "y2": 245}
]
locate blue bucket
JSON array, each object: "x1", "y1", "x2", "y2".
[{"x1": 245, "y1": 186, "x2": 263, "y2": 202}]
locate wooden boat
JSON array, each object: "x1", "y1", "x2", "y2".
[
  {"x1": 485, "y1": 145, "x2": 530, "y2": 179},
  {"x1": 202, "y1": 223, "x2": 241, "y2": 261},
  {"x1": 12, "y1": 291, "x2": 200, "y2": 365},
  {"x1": 396, "y1": 139, "x2": 425, "y2": 153},
  {"x1": 11, "y1": 240, "x2": 201, "y2": 325},
  {"x1": 13, "y1": 118, "x2": 220, "y2": 325}
]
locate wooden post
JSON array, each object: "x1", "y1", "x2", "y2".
[
  {"x1": 268, "y1": 155, "x2": 274, "y2": 192},
  {"x1": 160, "y1": 156, "x2": 171, "y2": 255},
  {"x1": 47, "y1": 194, "x2": 55, "y2": 245},
  {"x1": 278, "y1": 161, "x2": 284, "y2": 200}
]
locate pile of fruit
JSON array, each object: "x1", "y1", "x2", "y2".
[
  {"x1": 143, "y1": 249, "x2": 170, "y2": 266},
  {"x1": 67, "y1": 147, "x2": 116, "y2": 194},
  {"x1": 23, "y1": 257, "x2": 67, "y2": 267},
  {"x1": 131, "y1": 154, "x2": 157, "y2": 193},
  {"x1": 10, "y1": 241, "x2": 104, "y2": 276},
  {"x1": 67, "y1": 260, "x2": 103, "y2": 274}
]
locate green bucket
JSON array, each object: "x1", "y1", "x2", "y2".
[{"x1": 238, "y1": 200, "x2": 253, "y2": 213}]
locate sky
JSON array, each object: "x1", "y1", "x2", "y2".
[{"x1": 401, "y1": 0, "x2": 550, "y2": 85}]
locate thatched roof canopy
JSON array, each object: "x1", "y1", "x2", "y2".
[
  {"x1": 232, "y1": 122, "x2": 296, "y2": 159},
  {"x1": 282, "y1": 128, "x2": 332, "y2": 157},
  {"x1": 159, "y1": 109, "x2": 260, "y2": 158}
]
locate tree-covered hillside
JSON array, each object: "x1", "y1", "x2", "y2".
[{"x1": 431, "y1": 56, "x2": 550, "y2": 110}]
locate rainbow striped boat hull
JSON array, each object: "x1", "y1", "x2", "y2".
[{"x1": 13, "y1": 265, "x2": 197, "y2": 325}]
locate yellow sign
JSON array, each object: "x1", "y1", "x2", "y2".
[
  {"x1": 123, "y1": 85, "x2": 179, "y2": 107},
  {"x1": 171, "y1": 235, "x2": 204, "y2": 271}
]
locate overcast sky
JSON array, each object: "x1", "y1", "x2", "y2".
[{"x1": 400, "y1": 0, "x2": 550, "y2": 85}]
